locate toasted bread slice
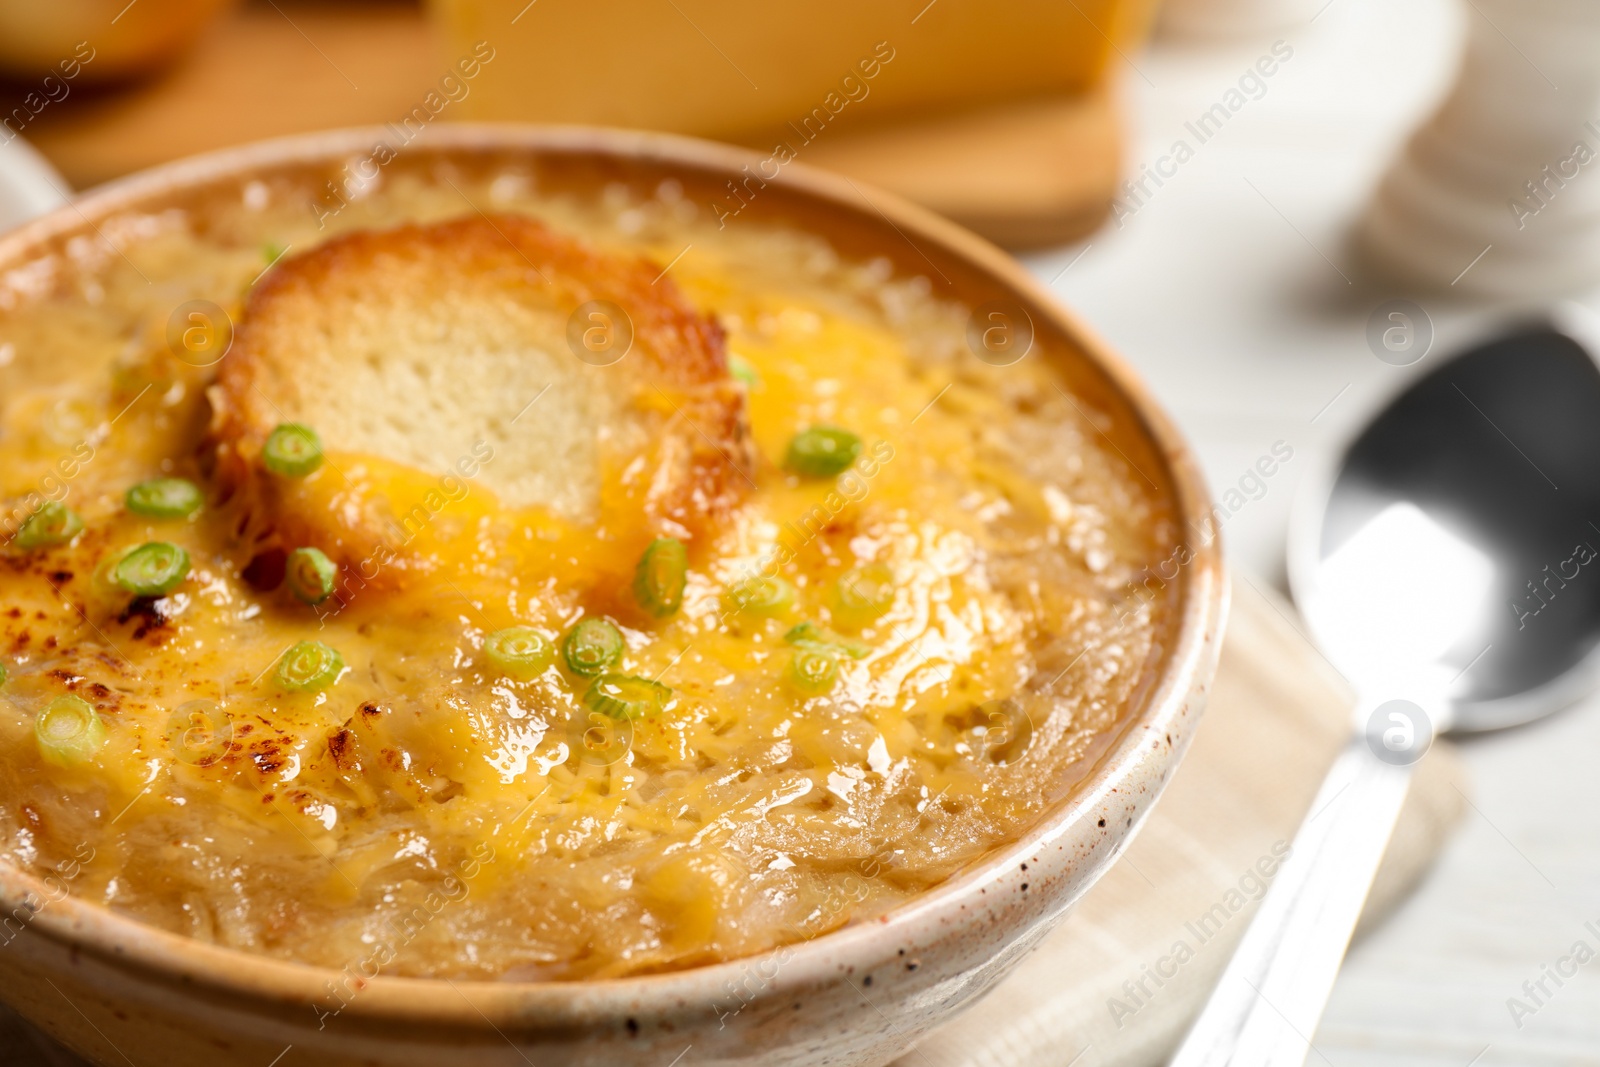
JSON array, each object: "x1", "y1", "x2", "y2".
[{"x1": 209, "y1": 214, "x2": 752, "y2": 587}]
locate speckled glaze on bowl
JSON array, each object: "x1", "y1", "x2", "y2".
[{"x1": 0, "y1": 126, "x2": 1227, "y2": 1067}]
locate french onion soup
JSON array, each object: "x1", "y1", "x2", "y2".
[{"x1": 0, "y1": 164, "x2": 1178, "y2": 980}]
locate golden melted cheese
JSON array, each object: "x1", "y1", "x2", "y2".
[{"x1": 0, "y1": 170, "x2": 1175, "y2": 979}]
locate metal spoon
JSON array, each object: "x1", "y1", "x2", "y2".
[{"x1": 1171, "y1": 312, "x2": 1600, "y2": 1066}]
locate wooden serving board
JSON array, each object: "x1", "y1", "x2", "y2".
[
  {"x1": 1, "y1": 576, "x2": 1466, "y2": 1067},
  {"x1": 8, "y1": 1, "x2": 1120, "y2": 248}
]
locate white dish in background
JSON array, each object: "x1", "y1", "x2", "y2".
[{"x1": 0, "y1": 136, "x2": 69, "y2": 233}]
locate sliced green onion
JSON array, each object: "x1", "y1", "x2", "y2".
[
  {"x1": 84, "y1": 550, "x2": 125, "y2": 611},
  {"x1": 583, "y1": 673, "x2": 671, "y2": 720},
  {"x1": 833, "y1": 562, "x2": 896, "y2": 625},
  {"x1": 285, "y1": 546, "x2": 336, "y2": 605},
  {"x1": 633, "y1": 537, "x2": 687, "y2": 618},
  {"x1": 262, "y1": 423, "x2": 324, "y2": 477},
  {"x1": 87, "y1": 546, "x2": 136, "y2": 607},
  {"x1": 262, "y1": 241, "x2": 287, "y2": 264},
  {"x1": 113, "y1": 542, "x2": 190, "y2": 597},
  {"x1": 35, "y1": 696, "x2": 106, "y2": 768},
  {"x1": 0, "y1": 662, "x2": 7, "y2": 688},
  {"x1": 563, "y1": 618, "x2": 625, "y2": 676},
  {"x1": 785, "y1": 647, "x2": 840, "y2": 696},
  {"x1": 728, "y1": 354, "x2": 760, "y2": 387},
  {"x1": 14, "y1": 501, "x2": 83, "y2": 550},
  {"x1": 784, "y1": 621, "x2": 870, "y2": 659},
  {"x1": 784, "y1": 426, "x2": 862, "y2": 478},
  {"x1": 125, "y1": 478, "x2": 204, "y2": 519},
  {"x1": 275, "y1": 640, "x2": 344, "y2": 692},
  {"x1": 484, "y1": 626, "x2": 554, "y2": 678},
  {"x1": 729, "y1": 574, "x2": 794, "y2": 616}
]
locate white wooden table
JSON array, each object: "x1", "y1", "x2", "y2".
[{"x1": 1022, "y1": 1, "x2": 1600, "y2": 1062}]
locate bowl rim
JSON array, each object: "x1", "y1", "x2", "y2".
[{"x1": 0, "y1": 123, "x2": 1226, "y2": 1025}]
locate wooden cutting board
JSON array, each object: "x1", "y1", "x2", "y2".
[{"x1": 8, "y1": 1, "x2": 1120, "y2": 248}]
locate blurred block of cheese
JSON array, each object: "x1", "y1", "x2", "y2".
[
  {"x1": 430, "y1": 0, "x2": 1157, "y2": 245},
  {"x1": 431, "y1": 0, "x2": 1152, "y2": 140}
]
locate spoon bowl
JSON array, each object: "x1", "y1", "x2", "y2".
[{"x1": 1290, "y1": 317, "x2": 1600, "y2": 732}]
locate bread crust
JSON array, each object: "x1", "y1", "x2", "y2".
[{"x1": 209, "y1": 214, "x2": 753, "y2": 590}]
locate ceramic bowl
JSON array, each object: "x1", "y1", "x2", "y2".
[{"x1": 0, "y1": 125, "x2": 1227, "y2": 1067}]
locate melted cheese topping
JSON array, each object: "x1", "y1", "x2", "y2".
[{"x1": 0, "y1": 170, "x2": 1175, "y2": 979}]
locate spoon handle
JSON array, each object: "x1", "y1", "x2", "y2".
[{"x1": 1169, "y1": 736, "x2": 1414, "y2": 1067}]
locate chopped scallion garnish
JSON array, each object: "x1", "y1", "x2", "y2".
[
  {"x1": 785, "y1": 647, "x2": 841, "y2": 696},
  {"x1": 633, "y1": 537, "x2": 688, "y2": 618},
  {"x1": 784, "y1": 426, "x2": 861, "y2": 478},
  {"x1": 113, "y1": 542, "x2": 190, "y2": 597},
  {"x1": 583, "y1": 673, "x2": 671, "y2": 720},
  {"x1": 262, "y1": 423, "x2": 324, "y2": 477},
  {"x1": 729, "y1": 574, "x2": 794, "y2": 616},
  {"x1": 274, "y1": 640, "x2": 344, "y2": 692},
  {"x1": 86, "y1": 545, "x2": 135, "y2": 604},
  {"x1": 784, "y1": 621, "x2": 870, "y2": 659},
  {"x1": 728, "y1": 354, "x2": 760, "y2": 386},
  {"x1": 285, "y1": 547, "x2": 336, "y2": 605},
  {"x1": 125, "y1": 478, "x2": 204, "y2": 520},
  {"x1": 35, "y1": 696, "x2": 106, "y2": 767},
  {"x1": 484, "y1": 626, "x2": 554, "y2": 679},
  {"x1": 563, "y1": 618, "x2": 625, "y2": 676},
  {"x1": 13, "y1": 501, "x2": 83, "y2": 550}
]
